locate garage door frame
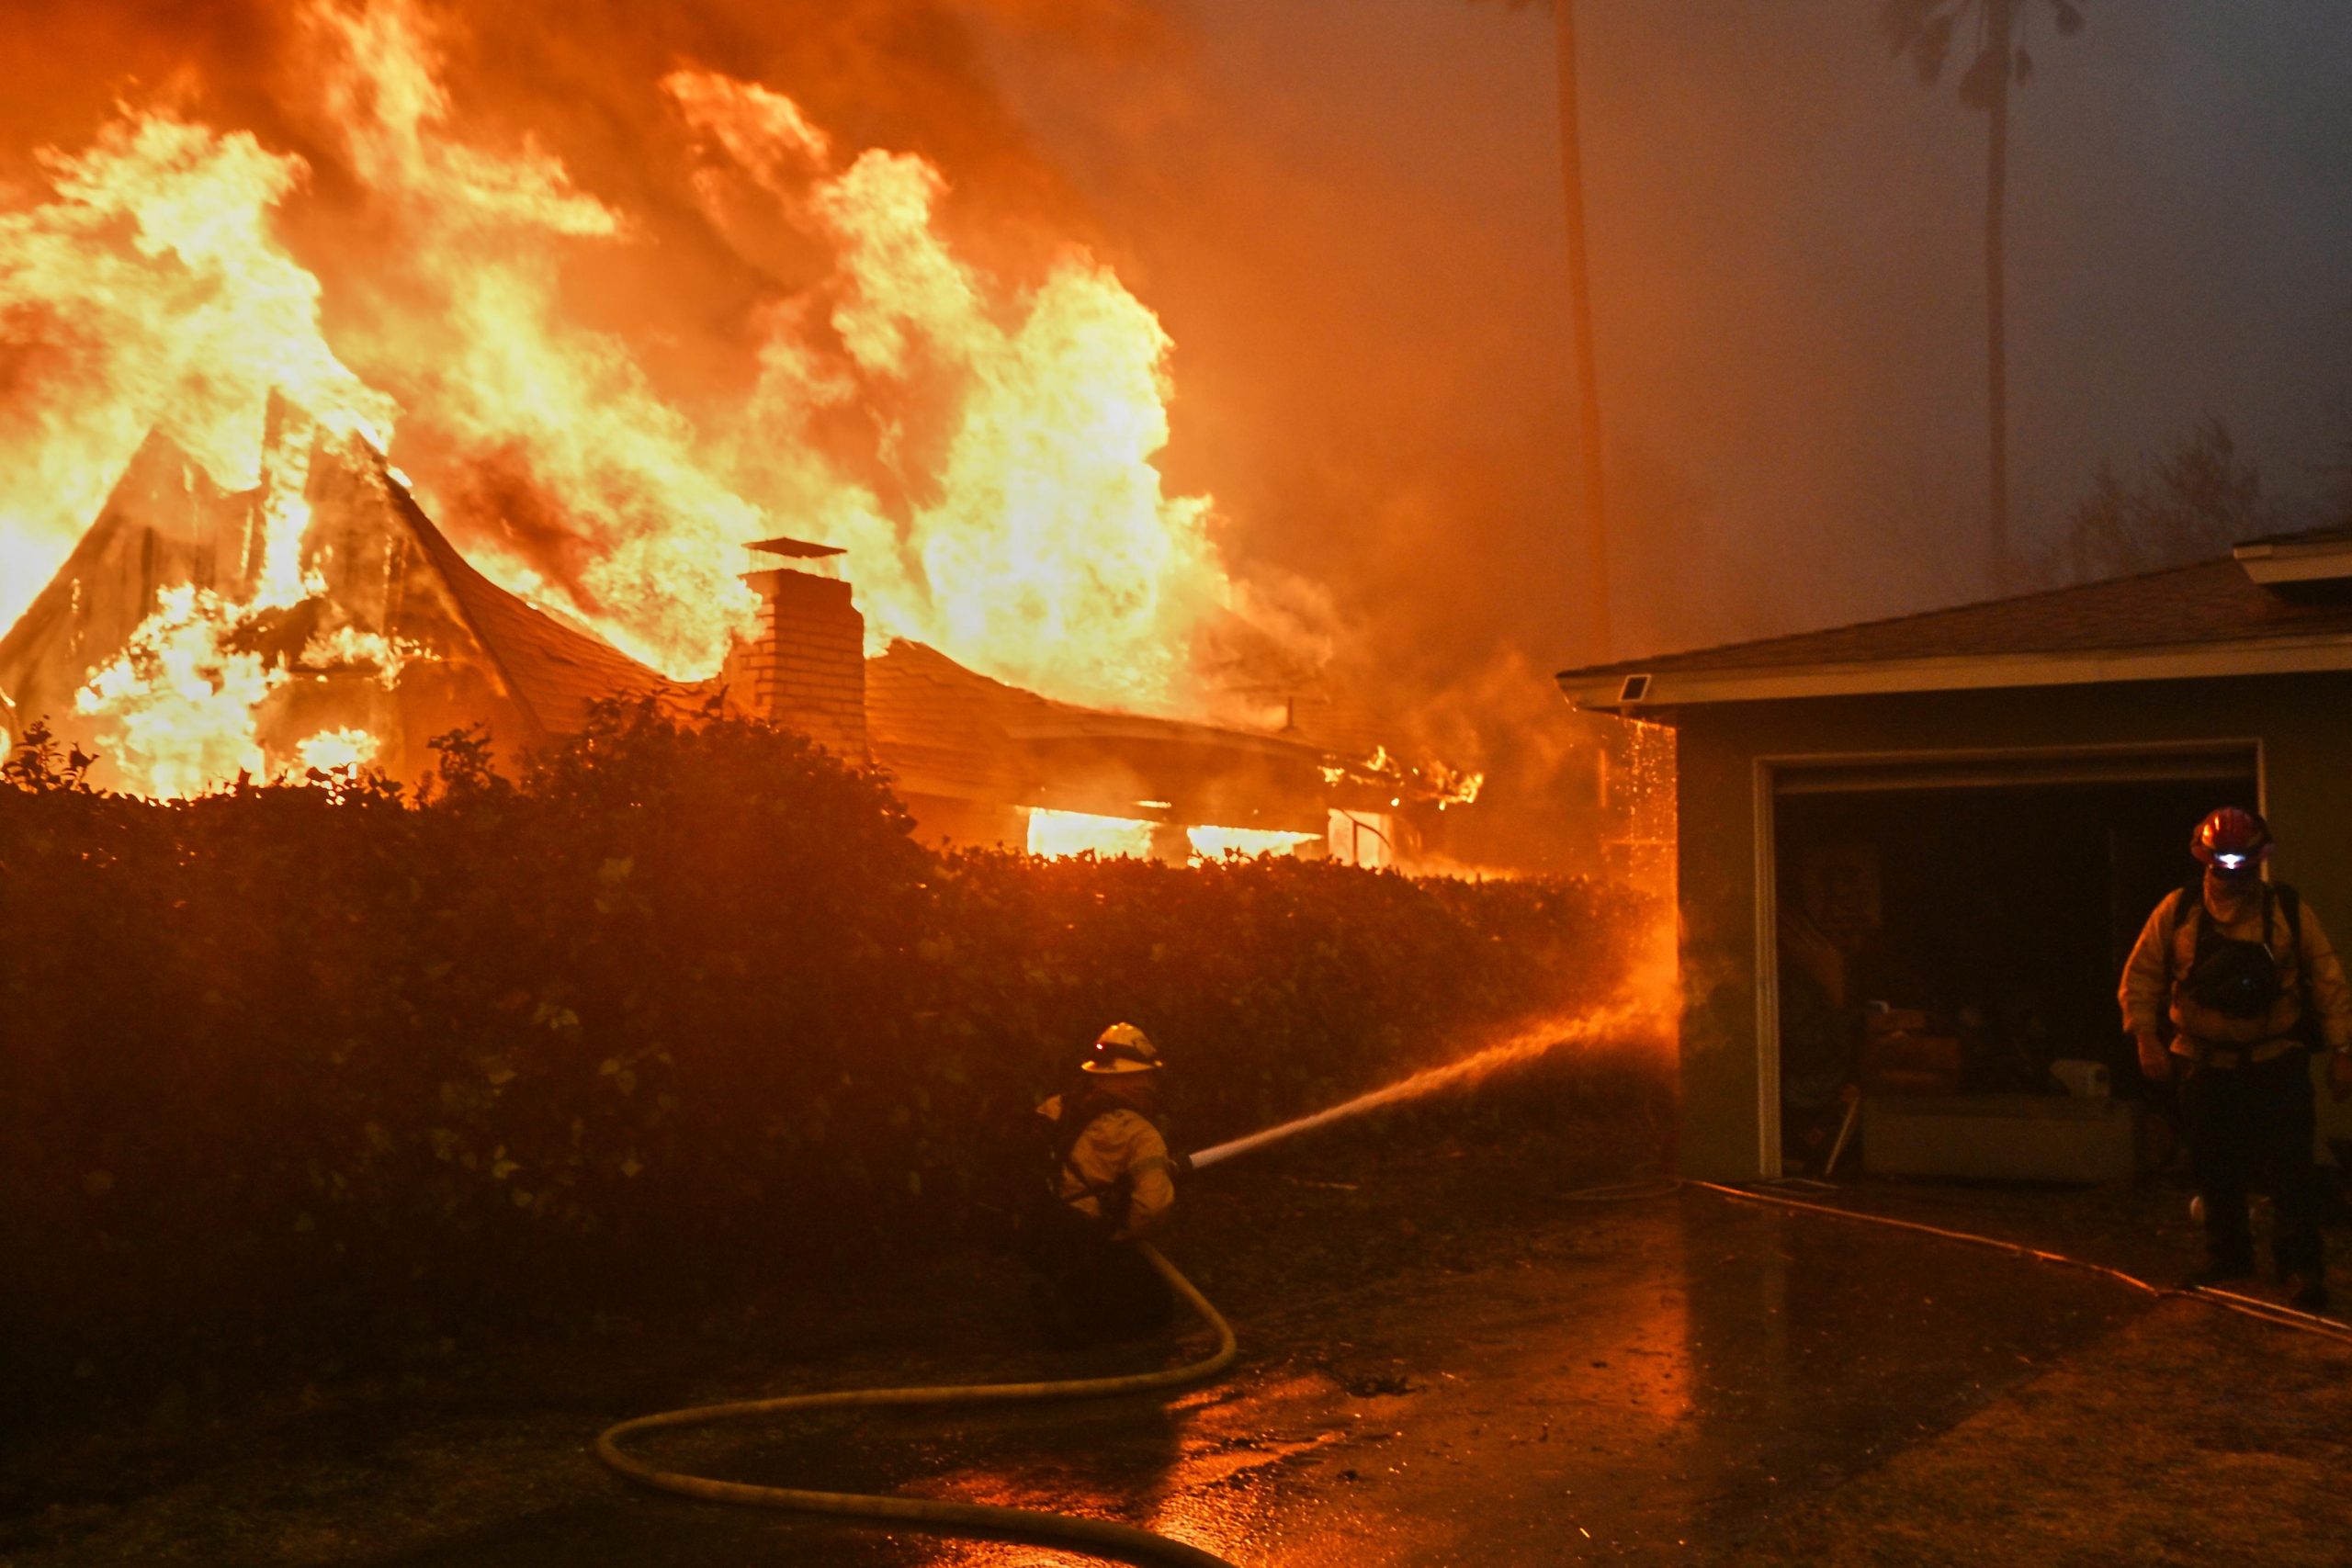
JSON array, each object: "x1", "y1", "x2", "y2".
[{"x1": 1749, "y1": 738, "x2": 2266, "y2": 1177}]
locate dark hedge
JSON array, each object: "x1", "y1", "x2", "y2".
[{"x1": 0, "y1": 705, "x2": 1661, "y2": 1400}]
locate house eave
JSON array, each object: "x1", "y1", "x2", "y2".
[
  {"x1": 1002, "y1": 714, "x2": 1321, "y2": 761},
  {"x1": 2233, "y1": 537, "x2": 2352, "y2": 588},
  {"x1": 1556, "y1": 633, "x2": 2352, "y2": 716}
]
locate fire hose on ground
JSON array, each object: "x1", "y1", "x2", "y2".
[
  {"x1": 595, "y1": 1240, "x2": 1241, "y2": 1568},
  {"x1": 588, "y1": 1022, "x2": 1601, "y2": 1565},
  {"x1": 595, "y1": 1109, "x2": 2352, "y2": 1568},
  {"x1": 1694, "y1": 1179, "x2": 2352, "y2": 1346}
]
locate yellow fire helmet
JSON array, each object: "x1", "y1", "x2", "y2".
[{"x1": 1082, "y1": 1021, "x2": 1163, "y2": 1075}]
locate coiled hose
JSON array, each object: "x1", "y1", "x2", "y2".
[{"x1": 595, "y1": 1242, "x2": 1241, "y2": 1568}]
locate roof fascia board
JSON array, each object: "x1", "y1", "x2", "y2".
[
  {"x1": 1004, "y1": 715, "x2": 1323, "y2": 761},
  {"x1": 1559, "y1": 633, "x2": 2352, "y2": 713},
  {"x1": 2233, "y1": 538, "x2": 2352, "y2": 586}
]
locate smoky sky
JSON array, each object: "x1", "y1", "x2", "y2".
[
  {"x1": 6, "y1": 0, "x2": 2348, "y2": 686},
  {"x1": 978, "y1": 0, "x2": 2352, "y2": 672}
]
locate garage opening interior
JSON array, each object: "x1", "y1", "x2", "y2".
[{"x1": 1771, "y1": 757, "x2": 2260, "y2": 1179}]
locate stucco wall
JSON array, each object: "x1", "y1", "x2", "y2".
[{"x1": 1670, "y1": 671, "x2": 2352, "y2": 1179}]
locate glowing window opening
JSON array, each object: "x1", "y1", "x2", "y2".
[{"x1": 1027, "y1": 808, "x2": 1155, "y2": 860}]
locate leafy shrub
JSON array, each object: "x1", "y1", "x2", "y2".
[{"x1": 0, "y1": 706, "x2": 1660, "y2": 1401}]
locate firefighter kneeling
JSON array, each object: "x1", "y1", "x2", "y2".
[
  {"x1": 1019, "y1": 1023, "x2": 1190, "y2": 1345},
  {"x1": 2122, "y1": 807, "x2": 2352, "y2": 1312}
]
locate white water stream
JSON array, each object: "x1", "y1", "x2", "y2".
[{"x1": 1186, "y1": 994, "x2": 1666, "y2": 1171}]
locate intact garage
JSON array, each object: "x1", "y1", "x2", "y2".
[{"x1": 1558, "y1": 531, "x2": 2352, "y2": 1182}]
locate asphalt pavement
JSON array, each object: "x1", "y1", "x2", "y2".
[{"x1": 384, "y1": 1188, "x2": 2147, "y2": 1566}]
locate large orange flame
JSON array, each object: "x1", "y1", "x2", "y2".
[
  {"x1": 0, "y1": 111, "x2": 393, "y2": 627},
  {"x1": 1, "y1": 0, "x2": 1259, "y2": 795},
  {"x1": 673, "y1": 65, "x2": 1232, "y2": 708}
]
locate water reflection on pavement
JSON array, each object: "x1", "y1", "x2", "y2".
[{"x1": 405, "y1": 1188, "x2": 2144, "y2": 1565}]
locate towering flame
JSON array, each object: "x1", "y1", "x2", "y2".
[
  {"x1": 673, "y1": 69, "x2": 1231, "y2": 709},
  {"x1": 1, "y1": 0, "x2": 1262, "y2": 795},
  {"x1": 0, "y1": 110, "x2": 394, "y2": 625}
]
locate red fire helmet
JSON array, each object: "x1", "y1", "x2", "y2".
[{"x1": 2191, "y1": 807, "x2": 2273, "y2": 873}]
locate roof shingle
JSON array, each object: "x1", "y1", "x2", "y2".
[{"x1": 1558, "y1": 554, "x2": 2352, "y2": 687}]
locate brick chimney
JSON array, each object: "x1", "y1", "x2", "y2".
[{"x1": 738, "y1": 537, "x2": 867, "y2": 761}]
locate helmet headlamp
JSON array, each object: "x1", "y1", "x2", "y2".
[
  {"x1": 2191, "y1": 807, "x2": 2273, "y2": 872},
  {"x1": 1083, "y1": 1021, "x2": 1162, "y2": 1074}
]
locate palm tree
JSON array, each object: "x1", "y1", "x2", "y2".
[
  {"x1": 1882, "y1": 0, "x2": 2086, "y2": 594},
  {"x1": 1551, "y1": 0, "x2": 1610, "y2": 660},
  {"x1": 1474, "y1": 0, "x2": 1611, "y2": 660}
]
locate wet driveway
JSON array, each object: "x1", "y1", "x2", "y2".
[{"x1": 388, "y1": 1187, "x2": 2148, "y2": 1565}]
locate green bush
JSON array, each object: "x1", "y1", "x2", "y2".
[{"x1": 0, "y1": 705, "x2": 1660, "y2": 1400}]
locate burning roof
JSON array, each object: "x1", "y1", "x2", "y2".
[
  {"x1": 0, "y1": 0, "x2": 1498, "y2": 860},
  {"x1": 866, "y1": 638, "x2": 1334, "y2": 837},
  {"x1": 0, "y1": 407, "x2": 695, "y2": 792},
  {"x1": 2, "y1": 413, "x2": 1429, "y2": 863},
  {"x1": 0, "y1": 5, "x2": 1261, "y2": 721}
]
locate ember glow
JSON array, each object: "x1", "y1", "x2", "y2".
[
  {"x1": 0, "y1": 0, "x2": 1251, "y2": 795},
  {"x1": 1185, "y1": 824, "x2": 1319, "y2": 861},
  {"x1": 68, "y1": 576, "x2": 418, "y2": 799},
  {"x1": 1027, "y1": 808, "x2": 1157, "y2": 862},
  {"x1": 1024, "y1": 809, "x2": 1320, "y2": 863},
  {"x1": 294, "y1": 727, "x2": 381, "y2": 774},
  {"x1": 72, "y1": 589, "x2": 279, "y2": 799}
]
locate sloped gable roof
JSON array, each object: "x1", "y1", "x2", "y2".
[
  {"x1": 7, "y1": 424, "x2": 1341, "y2": 830},
  {"x1": 0, "y1": 431, "x2": 262, "y2": 736},
  {"x1": 0, "y1": 425, "x2": 695, "y2": 757},
  {"x1": 338, "y1": 451, "x2": 688, "y2": 739}
]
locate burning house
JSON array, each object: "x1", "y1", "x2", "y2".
[
  {"x1": 2, "y1": 412, "x2": 1432, "y2": 863},
  {"x1": 0, "y1": 4, "x2": 1500, "y2": 867},
  {"x1": 730, "y1": 530, "x2": 1377, "y2": 856},
  {"x1": 1560, "y1": 535, "x2": 2352, "y2": 1183},
  {"x1": 1, "y1": 413, "x2": 699, "y2": 793}
]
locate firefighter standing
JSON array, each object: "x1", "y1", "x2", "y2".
[
  {"x1": 1020, "y1": 1023, "x2": 1183, "y2": 1343},
  {"x1": 2121, "y1": 807, "x2": 2352, "y2": 1310}
]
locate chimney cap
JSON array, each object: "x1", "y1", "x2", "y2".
[{"x1": 748, "y1": 535, "x2": 846, "y2": 560}]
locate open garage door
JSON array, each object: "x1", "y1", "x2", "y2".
[{"x1": 1765, "y1": 744, "x2": 2261, "y2": 1179}]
